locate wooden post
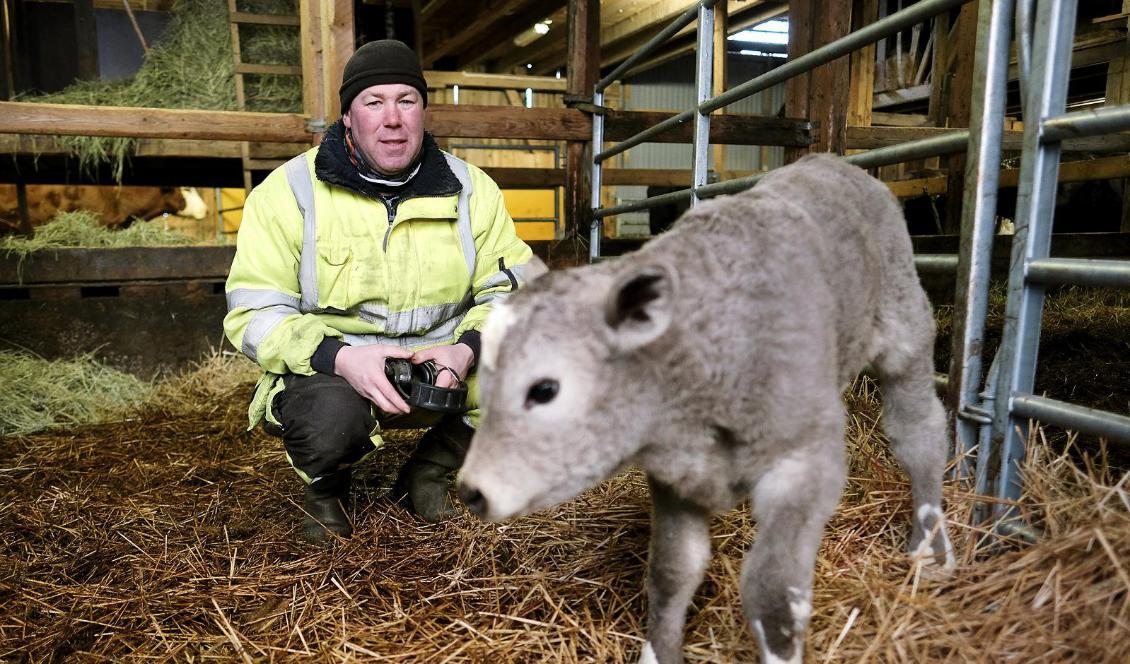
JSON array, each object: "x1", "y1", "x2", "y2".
[
  {"x1": 847, "y1": 0, "x2": 878, "y2": 136},
  {"x1": 784, "y1": 0, "x2": 813, "y2": 163},
  {"x1": 939, "y1": 4, "x2": 977, "y2": 234},
  {"x1": 563, "y1": 0, "x2": 598, "y2": 262},
  {"x1": 809, "y1": 0, "x2": 853, "y2": 154},
  {"x1": 74, "y1": 0, "x2": 99, "y2": 81},
  {"x1": 300, "y1": 0, "x2": 327, "y2": 144},
  {"x1": 1108, "y1": 0, "x2": 1130, "y2": 232},
  {"x1": 322, "y1": 0, "x2": 355, "y2": 123},
  {"x1": 712, "y1": 2, "x2": 728, "y2": 174}
]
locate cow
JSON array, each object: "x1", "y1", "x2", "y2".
[
  {"x1": 0, "y1": 185, "x2": 205, "y2": 233},
  {"x1": 457, "y1": 154, "x2": 956, "y2": 664}
]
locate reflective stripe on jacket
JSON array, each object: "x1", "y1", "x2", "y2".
[{"x1": 223, "y1": 146, "x2": 533, "y2": 424}]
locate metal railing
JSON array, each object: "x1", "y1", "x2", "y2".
[
  {"x1": 589, "y1": 0, "x2": 974, "y2": 260},
  {"x1": 589, "y1": 0, "x2": 1130, "y2": 542}
]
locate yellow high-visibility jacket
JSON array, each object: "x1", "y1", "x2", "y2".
[{"x1": 224, "y1": 131, "x2": 534, "y2": 428}]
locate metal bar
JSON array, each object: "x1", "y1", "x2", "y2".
[
  {"x1": 595, "y1": 187, "x2": 694, "y2": 219},
  {"x1": 595, "y1": 1, "x2": 716, "y2": 93},
  {"x1": 590, "y1": 90, "x2": 605, "y2": 261},
  {"x1": 914, "y1": 254, "x2": 960, "y2": 273},
  {"x1": 701, "y1": 0, "x2": 972, "y2": 114},
  {"x1": 1015, "y1": 0, "x2": 1034, "y2": 110},
  {"x1": 1012, "y1": 394, "x2": 1130, "y2": 446},
  {"x1": 1042, "y1": 104, "x2": 1130, "y2": 141},
  {"x1": 1026, "y1": 257, "x2": 1130, "y2": 288},
  {"x1": 597, "y1": 131, "x2": 971, "y2": 218},
  {"x1": 950, "y1": 0, "x2": 1014, "y2": 483},
  {"x1": 991, "y1": 0, "x2": 1079, "y2": 519},
  {"x1": 691, "y1": 2, "x2": 714, "y2": 207},
  {"x1": 598, "y1": 0, "x2": 971, "y2": 163},
  {"x1": 595, "y1": 109, "x2": 695, "y2": 163}
]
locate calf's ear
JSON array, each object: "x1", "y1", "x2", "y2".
[{"x1": 602, "y1": 263, "x2": 678, "y2": 353}]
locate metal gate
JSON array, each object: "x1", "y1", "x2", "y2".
[{"x1": 589, "y1": 0, "x2": 1130, "y2": 539}]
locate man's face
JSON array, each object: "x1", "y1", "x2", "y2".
[{"x1": 342, "y1": 83, "x2": 425, "y2": 176}]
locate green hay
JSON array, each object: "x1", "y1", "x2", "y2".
[
  {"x1": 0, "y1": 211, "x2": 198, "y2": 259},
  {"x1": 0, "y1": 350, "x2": 150, "y2": 436},
  {"x1": 21, "y1": 0, "x2": 303, "y2": 179}
]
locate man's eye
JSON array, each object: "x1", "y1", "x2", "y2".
[{"x1": 525, "y1": 380, "x2": 559, "y2": 408}]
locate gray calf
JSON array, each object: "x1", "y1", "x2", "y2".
[{"x1": 457, "y1": 154, "x2": 956, "y2": 664}]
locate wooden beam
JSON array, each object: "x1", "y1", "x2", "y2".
[
  {"x1": 602, "y1": 109, "x2": 812, "y2": 146},
  {"x1": 0, "y1": 102, "x2": 812, "y2": 145},
  {"x1": 457, "y1": 5, "x2": 565, "y2": 69},
  {"x1": 871, "y1": 111, "x2": 931, "y2": 127},
  {"x1": 420, "y1": 0, "x2": 461, "y2": 23},
  {"x1": 231, "y1": 12, "x2": 301, "y2": 26},
  {"x1": 480, "y1": 166, "x2": 761, "y2": 188},
  {"x1": 884, "y1": 155, "x2": 1130, "y2": 198},
  {"x1": 424, "y1": 70, "x2": 568, "y2": 92},
  {"x1": 846, "y1": 126, "x2": 1130, "y2": 153},
  {"x1": 0, "y1": 102, "x2": 312, "y2": 142},
  {"x1": 422, "y1": 0, "x2": 530, "y2": 66}
]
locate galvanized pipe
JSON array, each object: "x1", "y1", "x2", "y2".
[
  {"x1": 701, "y1": 0, "x2": 972, "y2": 114},
  {"x1": 691, "y1": 2, "x2": 715, "y2": 207},
  {"x1": 597, "y1": 0, "x2": 972, "y2": 164},
  {"x1": 950, "y1": 0, "x2": 1015, "y2": 481},
  {"x1": 991, "y1": 0, "x2": 1079, "y2": 518},
  {"x1": 595, "y1": 0, "x2": 719, "y2": 94},
  {"x1": 1013, "y1": 395, "x2": 1130, "y2": 446},
  {"x1": 914, "y1": 254, "x2": 961, "y2": 273},
  {"x1": 590, "y1": 90, "x2": 606, "y2": 262},
  {"x1": 1025, "y1": 257, "x2": 1130, "y2": 288},
  {"x1": 1042, "y1": 104, "x2": 1130, "y2": 142},
  {"x1": 595, "y1": 187, "x2": 694, "y2": 219}
]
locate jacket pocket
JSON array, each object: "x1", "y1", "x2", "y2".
[{"x1": 316, "y1": 246, "x2": 352, "y2": 310}]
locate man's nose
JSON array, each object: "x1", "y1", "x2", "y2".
[{"x1": 380, "y1": 106, "x2": 403, "y2": 126}]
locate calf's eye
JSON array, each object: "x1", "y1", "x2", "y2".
[{"x1": 525, "y1": 380, "x2": 559, "y2": 407}]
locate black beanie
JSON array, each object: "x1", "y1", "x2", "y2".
[{"x1": 339, "y1": 40, "x2": 428, "y2": 112}]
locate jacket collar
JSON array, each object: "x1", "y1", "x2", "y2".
[{"x1": 314, "y1": 120, "x2": 461, "y2": 203}]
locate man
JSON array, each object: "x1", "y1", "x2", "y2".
[{"x1": 224, "y1": 39, "x2": 535, "y2": 543}]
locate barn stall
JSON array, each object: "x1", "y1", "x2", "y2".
[{"x1": 1, "y1": 0, "x2": 1129, "y2": 661}]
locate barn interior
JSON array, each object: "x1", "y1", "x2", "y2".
[{"x1": 1, "y1": 0, "x2": 1128, "y2": 661}]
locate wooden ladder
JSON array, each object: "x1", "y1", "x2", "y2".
[{"x1": 227, "y1": 0, "x2": 302, "y2": 190}]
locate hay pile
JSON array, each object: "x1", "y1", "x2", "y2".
[
  {"x1": 22, "y1": 0, "x2": 301, "y2": 180},
  {"x1": 0, "y1": 211, "x2": 198, "y2": 260},
  {"x1": 0, "y1": 365, "x2": 1126, "y2": 661}
]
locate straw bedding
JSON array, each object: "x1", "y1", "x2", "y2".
[{"x1": 0, "y1": 354, "x2": 1127, "y2": 662}]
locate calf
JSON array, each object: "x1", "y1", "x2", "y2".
[{"x1": 458, "y1": 154, "x2": 956, "y2": 664}]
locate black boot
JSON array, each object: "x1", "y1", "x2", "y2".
[
  {"x1": 302, "y1": 469, "x2": 353, "y2": 544},
  {"x1": 393, "y1": 418, "x2": 473, "y2": 523}
]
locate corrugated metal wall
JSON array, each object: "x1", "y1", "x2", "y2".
[{"x1": 611, "y1": 53, "x2": 787, "y2": 236}]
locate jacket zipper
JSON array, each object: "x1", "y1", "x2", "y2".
[{"x1": 381, "y1": 196, "x2": 400, "y2": 251}]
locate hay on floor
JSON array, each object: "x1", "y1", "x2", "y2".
[{"x1": 0, "y1": 365, "x2": 1126, "y2": 662}]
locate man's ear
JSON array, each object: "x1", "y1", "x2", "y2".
[
  {"x1": 602, "y1": 263, "x2": 678, "y2": 353},
  {"x1": 520, "y1": 255, "x2": 550, "y2": 285},
  {"x1": 342, "y1": 111, "x2": 352, "y2": 129}
]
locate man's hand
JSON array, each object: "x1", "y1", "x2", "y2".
[
  {"x1": 412, "y1": 343, "x2": 474, "y2": 389},
  {"x1": 334, "y1": 344, "x2": 414, "y2": 415}
]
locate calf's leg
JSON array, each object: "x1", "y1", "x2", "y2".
[
  {"x1": 872, "y1": 326, "x2": 956, "y2": 570},
  {"x1": 641, "y1": 477, "x2": 711, "y2": 664},
  {"x1": 744, "y1": 447, "x2": 845, "y2": 664}
]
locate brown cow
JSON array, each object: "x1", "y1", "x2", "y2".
[{"x1": 0, "y1": 184, "x2": 193, "y2": 233}]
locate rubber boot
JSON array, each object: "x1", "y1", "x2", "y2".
[
  {"x1": 302, "y1": 469, "x2": 353, "y2": 544},
  {"x1": 393, "y1": 418, "x2": 473, "y2": 523}
]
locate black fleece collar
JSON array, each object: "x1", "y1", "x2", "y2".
[{"x1": 314, "y1": 120, "x2": 461, "y2": 202}]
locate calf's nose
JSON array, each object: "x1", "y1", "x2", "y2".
[{"x1": 457, "y1": 482, "x2": 488, "y2": 518}]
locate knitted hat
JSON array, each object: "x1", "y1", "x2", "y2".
[{"x1": 339, "y1": 40, "x2": 428, "y2": 112}]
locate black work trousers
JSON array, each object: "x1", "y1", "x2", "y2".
[{"x1": 268, "y1": 373, "x2": 463, "y2": 482}]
